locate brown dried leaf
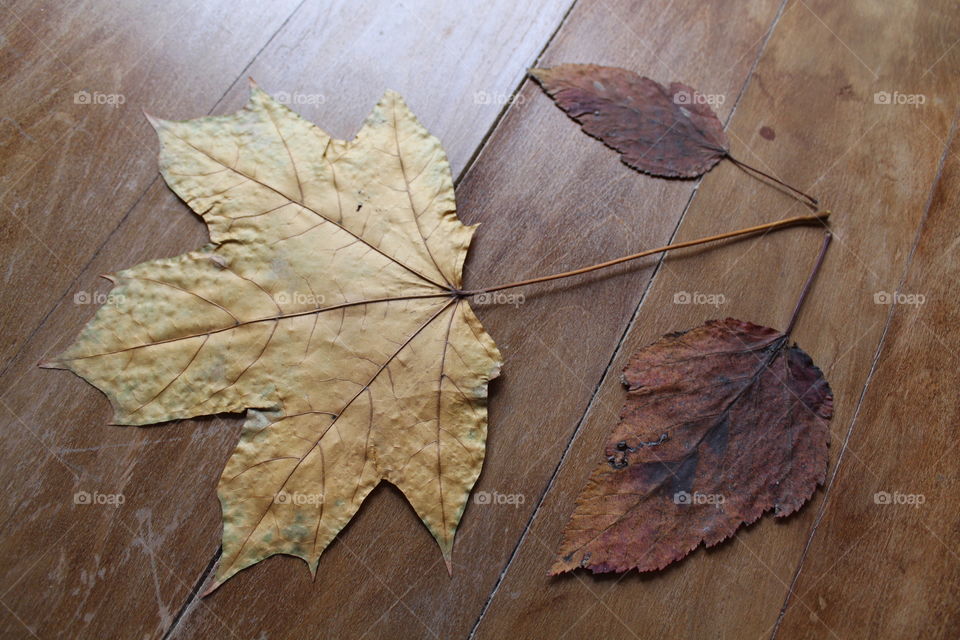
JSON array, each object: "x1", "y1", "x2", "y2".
[
  {"x1": 42, "y1": 83, "x2": 502, "y2": 591},
  {"x1": 531, "y1": 64, "x2": 729, "y2": 178},
  {"x1": 553, "y1": 318, "x2": 832, "y2": 575}
]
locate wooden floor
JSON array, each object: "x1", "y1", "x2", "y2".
[{"x1": 1, "y1": 1, "x2": 958, "y2": 638}]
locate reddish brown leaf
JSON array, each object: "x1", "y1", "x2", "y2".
[
  {"x1": 552, "y1": 318, "x2": 832, "y2": 575},
  {"x1": 531, "y1": 64, "x2": 729, "y2": 178}
]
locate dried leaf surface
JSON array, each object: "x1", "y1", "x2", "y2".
[
  {"x1": 44, "y1": 85, "x2": 502, "y2": 590},
  {"x1": 553, "y1": 318, "x2": 832, "y2": 574},
  {"x1": 531, "y1": 64, "x2": 729, "y2": 178}
]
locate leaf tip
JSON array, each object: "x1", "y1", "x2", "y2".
[
  {"x1": 37, "y1": 359, "x2": 62, "y2": 369},
  {"x1": 247, "y1": 76, "x2": 259, "y2": 90},
  {"x1": 381, "y1": 88, "x2": 403, "y2": 104},
  {"x1": 142, "y1": 109, "x2": 163, "y2": 130},
  {"x1": 529, "y1": 67, "x2": 549, "y2": 82},
  {"x1": 199, "y1": 580, "x2": 221, "y2": 598}
]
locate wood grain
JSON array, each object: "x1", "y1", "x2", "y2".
[
  {"x1": 0, "y1": 1, "x2": 572, "y2": 638},
  {"x1": 774, "y1": 117, "x2": 960, "y2": 639},
  {"x1": 1, "y1": 0, "x2": 958, "y2": 638},
  {"x1": 171, "y1": 1, "x2": 788, "y2": 638},
  {"x1": 473, "y1": 0, "x2": 960, "y2": 638},
  {"x1": 0, "y1": 0, "x2": 304, "y2": 368}
]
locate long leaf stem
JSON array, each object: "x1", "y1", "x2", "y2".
[{"x1": 458, "y1": 211, "x2": 830, "y2": 297}]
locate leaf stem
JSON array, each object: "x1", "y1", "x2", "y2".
[
  {"x1": 459, "y1": 211, "x2": 831, "y2": 296},
  {"x1": 785, "y1": 230, "x2": 832, "y2": 336},
  {"x1": 726, "y1": 154, "x2": 819, "y2": 208}
]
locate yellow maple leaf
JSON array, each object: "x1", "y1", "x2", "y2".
[{"x1": 43, "y1": 82, "x2": 502, "y2": 591}]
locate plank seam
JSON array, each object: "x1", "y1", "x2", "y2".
[
  {"x1": 465, "y1": 2, "x2": 790, "y2": 637},
  {"x1": 769, "y1": 108, "x2": 960, "y2": 639},
  {"x1": 153, "y1": 1, "x2": 577, "y2": 636},
  {"x1": 0, "y1": 0, "x2": 310, "y2": 383},
  {"x1": 146, "y1": 3, "x2": 317, "y2": 637},
  {"x1": 0, "y1": 171, "x2": 156, "y2": 382},
  {"x1": 725, "y1": 0, "x2": 791, "y2": 129},
  {"x1": 454, "y1": 0, "x2": 580, "y2": 187},
  {"x1": 161, "y1": 550, "x2": 221, "y2": 640}
]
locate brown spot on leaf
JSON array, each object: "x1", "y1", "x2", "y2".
[
  {"x1": 759, "y1": 126, "x2": 776, "y2": 141},
  {"x1": 552, "y1": 318, "x2": 832, "y2": 575}
]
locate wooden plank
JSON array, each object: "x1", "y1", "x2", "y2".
[
  {"x1": 0, "y1": 0, "x2": 304, "y2": 368},
  {"x1": 472, "y1": 0, "x2": 960, "y2": 638},
  {"x1": 0, "y1": 1, "x2": 575, "y2": 638},
  {"x1": 0, "y1": 0, "x2": 573, "y2": 370},
  {"x1": 774, "y1": 118, "x2": 960, "y2": 639},
  {"x1": 166, "y1": 1, "x2": 788, "y2": 638}
]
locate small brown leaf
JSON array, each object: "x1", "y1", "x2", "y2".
[
  {"x1": 553, "y1": 318, "x2": 832, "y2": 575},
  {"x1": 531, "y1": 64, "x2": 728, "y2": 178}
]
